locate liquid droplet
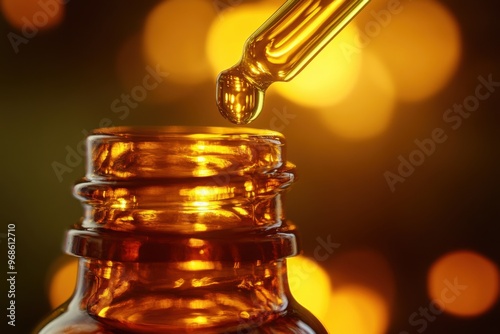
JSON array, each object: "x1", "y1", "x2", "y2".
[{"x1": 216, "y1": 66, "x2": 265, "y2": 125}]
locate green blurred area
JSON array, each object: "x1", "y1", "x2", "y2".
[{"x1": 0, "y1": 0, "x2": 499, "y2": 333}]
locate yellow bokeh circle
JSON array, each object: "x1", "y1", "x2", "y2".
[
  {"x1": 287, "y1": 255, "x2": 332, "y2": 320},
  {"x1": 427, "y1": 250, "x2": 499, "y2": 317},
  {"x1": 206, "y1": 1, "x2": 280, "y2": 76},
  {"x1": 2, "y1": 0, "x2": 64, "y2": 31},
  {"x1": 324, "y1": 285, "x2": 389, "y2": 334},
  {"x1": 143, "y1": 0, "x2": 216, "y2": 85},
  {"x1": 47, "y1": 256, "x2": 78, "y2": 308},
  {"x1": 315, "y1": 51, "x2": 395, "y2": 140},
  {"x1": 367, "y1": 0, "x2": 461, "y2": 101}
]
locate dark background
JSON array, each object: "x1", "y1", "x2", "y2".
[{"x1": 0, "y1": 0, "x2": 499, "y2": 333}]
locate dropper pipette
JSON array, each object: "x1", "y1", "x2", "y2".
[{"x1": 216, "y1": 0, "x2": 370, "y2": 124}]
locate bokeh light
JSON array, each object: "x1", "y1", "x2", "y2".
[
  {"x1": 143, "y1": 0, "x2": 216, "y2": 85},
  {"x1": 272, "y1": 25, "x2": 362, "y2": 108},
  {"x1": 206, "y1": 1, "x2": 279, "y2": 76},
  {"x1": 427, "y1": 250, "x2": 499, "y2": 317},
  {"x1": 47, "y1": 256, "x2": 78, "y2": 308},
  {"x1": 1, "y1": 0, "x2": 64, "y2": 30},
  {"x1": 315, "y1": 51, "x2": 395, "y2": 140},
  {"x1": 365, "y1": 0, "x2": 461, "y2": 101},
  {"x1": 324, "y1": 285, "x2": 389, "y2": 334},
  {"x1": 288, "y1": 251, "x2": 394, "y2": 333},
  {"x1": 328, "y1": 249, "x2": 396, "y2": 308},
  {"x1": 116, "y1": 33, "x2": 191, "y2": 104},
  {"x1": 287, "y1": 255, "x2": 332, "y2": 320}
]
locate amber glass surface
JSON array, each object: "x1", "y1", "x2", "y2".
[{"x1": 34, "y1": 127, "x2": 327, "y2": 333}]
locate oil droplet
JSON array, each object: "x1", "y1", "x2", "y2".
[{"x1": 216, "y1": 66, "x2": 265, "y2": 125}]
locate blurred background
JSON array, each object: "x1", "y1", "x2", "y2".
[{"x1": 0, "y1": 0, "x2": 499, "y2": 333}]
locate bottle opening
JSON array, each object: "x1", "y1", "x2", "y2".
[{"x1": 87, "y1": 126, "x2": 288, "y2": 180}]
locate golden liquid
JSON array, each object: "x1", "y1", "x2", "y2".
[{"x1": 216, "y1": 0, "x2": 370, "y2": 124}]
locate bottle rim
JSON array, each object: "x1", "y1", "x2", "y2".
[
  {"x1": 92, "y1": 126, "x2": 284, "y2": 140},
  {"x1": 86, "y1": 126, "x2": 289, "y2": 180}
]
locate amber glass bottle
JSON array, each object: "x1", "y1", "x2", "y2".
[{"x1": 34, "y1": 127, "x2": 327, "y2": 333}]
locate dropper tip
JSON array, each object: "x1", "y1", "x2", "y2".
[{"x1": 216, "y1": 67, "x2": 265, "y2": 125}]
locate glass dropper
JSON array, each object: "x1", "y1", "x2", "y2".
[{"x1": 216, "y1": 0, "x2": 370, "y2": 124}]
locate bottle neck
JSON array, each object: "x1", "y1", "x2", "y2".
[
  {"x1": 71, "y1": 257, "x2": 292, "y2": 332},
  {"x1": 64, "y1": 127, "x2": 300, "y2": 331}
]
